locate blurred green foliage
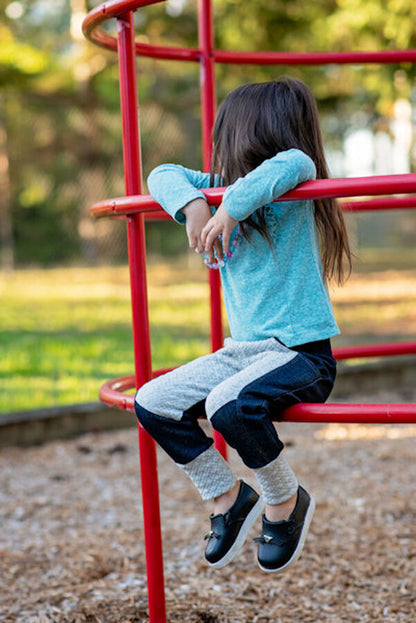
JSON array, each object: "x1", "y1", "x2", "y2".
[{"x1": 0, "y1": 0, "x2": 416, "y2": 269}]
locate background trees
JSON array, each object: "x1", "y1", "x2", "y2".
[{"x1": 1, "y1": 0, "x2": 416, "y2": 269}]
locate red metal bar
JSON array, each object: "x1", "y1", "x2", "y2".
[
  {"x1": 136, "y1": 42, "x2": 200, "y2": 61},
  {"x1": 201, "y1": 174, "x2": 416, "y2": 205},
  {"x1": 139, "y1": 195, "x2": 416, "y2": 220},
  {"x1": 198, "y1": 0, "x2": 215, "y2": 169},
  {"x1": 99, "y1": 374, "x2": 136, "y2": 409},
  {"x1": 99, "y1": 338, "x2": 416, "y2": 412},
  {"x1": 133, "y1": 41, "x2": 416, "y2": 64},
  {"x1": 82, "y1": 0, "x2": 164, "y2": 49},
  {"x1": 82, "y1": 0, "x2": 416, "y2": 77},
  {"x1": 342, "y1": 195, "x2": 416, "y2": 212},
  {"x1": 90, "y1": 178, "x2": 416, "y2": 219},
  {"x1": 198, "y1": 0, "x2": 227, "y2": 458},
  {"x1": 214, "y1": 48, "x2": 416, "y2": 66},
  {"x1": 84, "y1": 2, "x2": 416, "y2": 68},
  {"x1": 135, "y1": 45, "x2": 416, "y2": 65},
  {"x1": 98, "y1": 375, "x2": 416, "y2": 424},
  {"x1": 281, "y1": 174, "x2": 416, "y2": 201},
  {"x1": 91, "y1": 192, "x2": 416, "y2": 218},
  {"x1": 197, "y1": 0, "x2": 224, "y2": 353},
  {"x1": 98, "y1": 376, "x2": 416, "y2": 424},
  {"x1": 141, "y1": 194, "x2": 416, "y2": 220},
  {"x1": 133, "y1": 44, "x2": 416, "y2": 65},
  {"x1": 282, "y1": 402, "x2": 416, "y2": 424},
  {"x1": 117, "y1": 11, "x2": 166, "y2": 623},
  {"x1": 333, "y1": 342, "x2": 416, "y2": 360}
]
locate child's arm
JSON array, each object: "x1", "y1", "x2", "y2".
[
  {"x1": 201, "y1": 149, "x2": 316, "y2": 257},
  {"x1": 147, "y1": 164, "x2": 212, "y2": 223},
  {"x1": 221, "y1": 148, "x2": 316, "y2": 222},
  {"x1": 147, "y1": 164, "x2": 223, "y2": 257}
]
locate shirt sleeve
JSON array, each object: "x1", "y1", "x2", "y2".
[
  {"x1": 221, "y1": 149, "x2": 317, "y2": 222},
  {"x1": 147, "y1": 164, "x2": 212, "y2": 224}
]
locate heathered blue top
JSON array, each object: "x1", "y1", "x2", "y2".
[{"x1": 147, "y1": 148, "x2": 339, "y2": 346}]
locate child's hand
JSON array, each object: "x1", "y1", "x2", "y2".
[
  {"x1": 181, "y1": 198, "x2": 221, "y2": 258},
  {"x1": 201, "y1": 203, "x2": 239, "y2": 264}
]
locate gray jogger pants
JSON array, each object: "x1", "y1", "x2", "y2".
[{"x1": 135, "y1": 337, "x2": 336, "y2": 503}]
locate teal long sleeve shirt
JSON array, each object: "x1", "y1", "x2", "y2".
[{"x1": 147, "y1": 148, "x2": 339, "y2": 346}]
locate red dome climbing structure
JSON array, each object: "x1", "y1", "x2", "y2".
[{"x1": 83, "y1": 2, "x2": 416, "y2": 620}]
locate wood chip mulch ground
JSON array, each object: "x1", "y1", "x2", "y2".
[{"x1": 1, "y1": 388, "x2": 416, "y2": 622}]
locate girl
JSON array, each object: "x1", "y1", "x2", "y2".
[{"x1": 135, "y1": 77, "x2": 351, "y2": 573}]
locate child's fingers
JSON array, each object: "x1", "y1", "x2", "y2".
[
  {"x1": 194, "y1": 236, "x2": 204, "y2": 254},
  {"x1": 221, "y1": 228, "x2": 231, "y2": 256},
  {"x1": 201, "y1": 222, "x2": 213, "y2": 247},
  {"x1": 200, "y1": 221, "x2": 211, "y2": 247},
  {"x1": 205, "y1": 237, "x2": 216, "y2": 264},
  {"x1": 202, "y1": 226, "x2": 218, "y2": 263},
  {"x1": 187, "y1": 233, "x2": 196, "y2": 251},
  {"x1": 214, "y1": 238, "x2": 223, "y2": 260},
  {"x1": 186, "y1": 225, "x2": 205, "y2": 254}
]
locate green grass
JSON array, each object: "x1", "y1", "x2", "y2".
[
  {"x1": 1, "y1": 257, "x2": 415, "y2": 414},
  {"x1": 0, "y1": 263, "x2": 211, "y2": 413}
]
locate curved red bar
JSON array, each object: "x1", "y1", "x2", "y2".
[
  {"x1": 342, "y1": 195, "x2": 416, "y2": 212},
  {"x1": 82, "y1": 0, "x2": 416, "y2": 67},
  {"x1": 283, "y1": 402, "x2": 416, "y2": 424},
  {"x1": 99, "y1": 340, "x2": 416, "y2": 412},
  {"x1": 140, "y1": 195, "x2": 416, "y2": 221},
  {"x1": 134, "y1": 44, "x2": 416, "y2": 65},
  {"x1": 99, "y1": 375, "x2": 416, "y2": 423},
  {"x1": 83, "y1": 2, "x2": 416, "y2": 620},
  {"x1": 82, "y1": 0, "x2": 165, "y2": 49},
  {"x1": 136, "y1": 41, "x2": 200, "y2": 61},
  {"x1": 90, "y1": 174, "x2": 416, "y2": 218},
  {"x1": 93, "y1": 195, "x2": 416, "y2": 221},
  {"x1": 215, "y1": 48, "x2": 416, "y2": 66},
  {"x1": 334, "y1": 342, "x2": 416, "y2": 360}
]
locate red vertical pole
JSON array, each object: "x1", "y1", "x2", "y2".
[
  {"x1": 198, "y1": 0, "x2": 227, "y2": 458},
  {"x1": 198, "y1": 0, "x2": 216, "y2": 169},
  {"x1": 117, "y1": 12, "x2": 166, "y2": 623}
]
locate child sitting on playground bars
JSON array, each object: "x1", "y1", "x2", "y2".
[{"x1": 135, "y1": 77, "x2": 351, "y2": 573}]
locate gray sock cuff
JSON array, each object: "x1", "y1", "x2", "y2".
[
  {"x1": 177, "y1": 445, "x2": 237, "y2": 501},
  {"x1": 253, "y1": 453, "x2": 298, "y2": 505}
]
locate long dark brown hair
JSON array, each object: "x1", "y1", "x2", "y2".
[{"x1": 210, "y1": 77, "x2": 352, "y2": 285}]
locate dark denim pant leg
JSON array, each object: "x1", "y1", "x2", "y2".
[
  {"x1": 210, "y1": 346, "x2": 336, "y2": 469},
  {"x1": 135, "y1": 398, "x2": 213, "y2": 464},
  {"x1": 135, "y1": 396, "x2": 237, "y2": 501}
]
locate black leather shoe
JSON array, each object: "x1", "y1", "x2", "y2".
[
  {"x1": 256, "y1": 486, "x2": 315, "y2": 573},
  {"x1": 204, "y1": 480, "x2": 264, "y2": 569}
]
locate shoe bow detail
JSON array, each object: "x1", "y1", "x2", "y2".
[
  {"x1": 256, "y1": 486, "x2": 315, "y2": 573},
  {"x1": 204, "y1": 480, "x2": 264, "y2": 569}
]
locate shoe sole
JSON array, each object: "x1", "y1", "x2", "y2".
[
  {"x1": 208, "y1": 495, "x2": 264, "y2": 570},
  {"x1": 257, "y1": 494, "x2": 316, "y2": 574}
]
